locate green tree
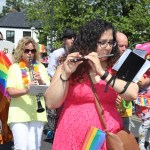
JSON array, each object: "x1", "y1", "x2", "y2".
[
  {"x1": 6, "y1": 0, "x2": 25, "y2": 12},
  {"x1": 26, "y1": 0, "x2": 99, "y2": 48},
  {"x1": 0, "y1": 0, "x2": 26, "y2": 17},
  {"x1": 24, "y1": 0, "x2": 150, "y2": 49}
]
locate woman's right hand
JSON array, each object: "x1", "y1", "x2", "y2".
[{"x1": 62, "y1": 52, "x2": 83, "y2": 77}]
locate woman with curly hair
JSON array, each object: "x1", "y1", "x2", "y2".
[
  {"x1": 44, "y1": 19, "x2": 139, "y2": 150},
  {"x1": 6, "y1": 37, "x2": 50, "y2": 150}
]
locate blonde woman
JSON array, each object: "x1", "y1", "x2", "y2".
[{"x1": 7, "y1": 37, "x2": 50, "y2": 150}]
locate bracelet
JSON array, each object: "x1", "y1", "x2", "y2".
[
  {"x1": 104, "y1": 75, "x2": 116, "y2": 92},
  {"x1": 119, "y1": 81, "x2": 131, "y2": 94},
  {"x1": 60, "y1": 74, "x2": 70, "y2": 82},
  {"x1": 122, "y1": 100, "x2": 131, "y2": 109},
  {"x1": 111, "y1": 75, "x2": 117, "y2": 87},
  {"x1": 100, "y1": 71, "x2": 109, "y2": 80}
]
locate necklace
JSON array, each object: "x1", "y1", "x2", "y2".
[{"x1": 19, "y1": 60, "x2": 38, "y2": 85}]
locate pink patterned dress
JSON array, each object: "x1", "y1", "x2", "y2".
[{"x1": 52, "y1": 76, "x2": 123, "y2": 150}]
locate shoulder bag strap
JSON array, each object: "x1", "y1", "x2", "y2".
[{"x1": 88, "y1": 74, "x2": 108, "y2": 132}]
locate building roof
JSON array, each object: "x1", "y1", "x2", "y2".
[{"x1": 0, "y1": 11, "x2": 42, "y2": 29}]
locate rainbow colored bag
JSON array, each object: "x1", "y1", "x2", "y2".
[{"x1": 82, "y1": 126, "x2": 106, "y2": 150}]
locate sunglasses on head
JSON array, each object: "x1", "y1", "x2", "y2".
[{"x1": 24, "y1": 49, "x2": 36, "y2": 54}]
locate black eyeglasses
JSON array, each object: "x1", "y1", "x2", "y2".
[
  {"x1": 97, "y1": 40, "x2": 116, "y2": 48},
  {"x1": 24, "y1": 49, "x2": 36, "y2": 54}
]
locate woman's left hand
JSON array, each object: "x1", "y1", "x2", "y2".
[
  {"x1": 33, "y1": 72, "x2": 44, "y2": 84},
  {"x1": 84, "y1": 52, "x2": 105, "y2": 76}
]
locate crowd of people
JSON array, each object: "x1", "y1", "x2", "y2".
[{"x1": 0, "y1": 18, "x2": 150, "y2": 150}]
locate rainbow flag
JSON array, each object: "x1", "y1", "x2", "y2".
[
  {"x1": 82, "y1": 126, "x2": 106, "y2": 150},
  {"x1": 0, "y1": 51, "x2": 12, "y2": 99},
  {"x1": 134, "y1": 97, "x2": 150, "y2": 107},
  {"x1": 38, "y1": 44, "x2": 46, "y2": 53}
]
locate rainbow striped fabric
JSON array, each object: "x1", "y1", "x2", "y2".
[
  {"x1": 82, "y1": 126, "x2": 106, "y2": 150},
  {"x1": 38, "y1": 44, "x2": 46, "y2": 53},
  {"x1": 0, "y1": 51, "x2": 12, "y2": 98},
  {"x1": 134, "y1": 97, "x2": 150, "y2": 107}
]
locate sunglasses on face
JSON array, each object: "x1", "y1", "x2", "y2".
[{"x1": 24, "y1": 49, "x2": 36, "y2": 54}]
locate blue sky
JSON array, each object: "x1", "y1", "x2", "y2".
[{"x1": 0, "y1": 0, "x2": 6, "y2": 13}]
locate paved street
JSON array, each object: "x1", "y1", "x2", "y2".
[
  {"x1": 0, "y1": 115, "x2": 149, "y2": 150},
  {"x1": 41, "y1": 131, "x2": 52, "y2": 150}
]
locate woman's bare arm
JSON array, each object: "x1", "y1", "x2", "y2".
[{"x1": 44, "y1": 65, "x2": 70, "y2": 109}]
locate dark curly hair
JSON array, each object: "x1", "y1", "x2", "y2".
[{"x1": 65, "y1": 19, "x2": 119, "y2": 82}]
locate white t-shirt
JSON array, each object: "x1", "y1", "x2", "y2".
[{"x1": 47, "y1": 47, "x2": 66, "y2": 77}]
